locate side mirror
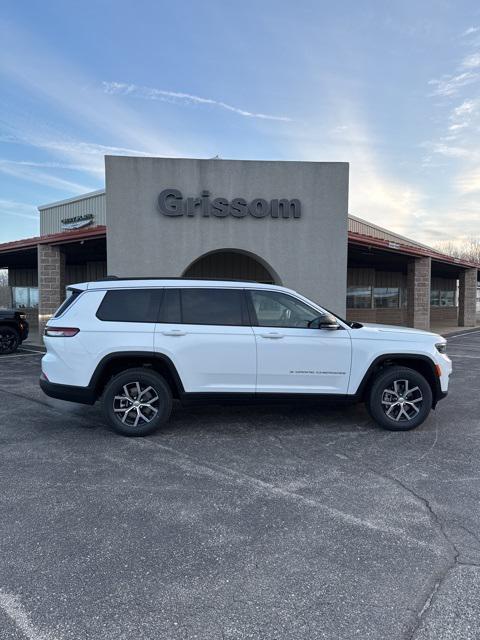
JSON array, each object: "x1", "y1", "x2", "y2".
[{"x1": 309, "y1": 314, "x2": 339, "y2": 330}]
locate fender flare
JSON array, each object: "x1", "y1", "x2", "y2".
[
  {"x1": 354, "y1": 353, "x2": 441, "y2": 403},
  {"x1": 88, "y1": 351, "x2": 185, "y2": 397}
]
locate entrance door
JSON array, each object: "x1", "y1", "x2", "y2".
[{"x1": 248, "y1": 289, "x2": 352, "y2": 394}]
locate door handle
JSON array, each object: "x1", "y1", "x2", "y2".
[
  {"x1": 161, "y1": 329, "x2": 187, "y2": 336},
  {"x1": 260, "y1": 332, "x2": 284, "y2": 339}
]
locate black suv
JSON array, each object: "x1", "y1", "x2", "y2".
[{"x1": 0, "y1": 310, "x2": 29, "y2": 354}]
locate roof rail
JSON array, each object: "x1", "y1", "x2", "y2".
[{"x1": 95, "y1": 276, "x2": 270, "y2": 283}]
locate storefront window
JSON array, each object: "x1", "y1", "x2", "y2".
[
  {"x1": 430, "y1": 290, "x2": 455, "y2": 307},
  {"x1": 346, "y1": 286, "x2": 372, "y2": 309},
  {"x1": 374, "y1": 287, "x2": 401, "y2": 308},
  {"x1": 12, "y1": 287, "x2": 39, "y2": 309}
]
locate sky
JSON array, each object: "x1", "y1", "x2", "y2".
[{"x1": 1, "y1": 0, "x2": 480, "y2": 245}]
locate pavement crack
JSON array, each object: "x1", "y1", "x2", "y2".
[
  {"x1": 338, "y1": 454, "x2": 465, "y2": 640},
  {"x1": 134, "y1": 438, "x2": 443, "y2": 550}
]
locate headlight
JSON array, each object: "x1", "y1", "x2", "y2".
[{"x1": 436, "y1": 342, "x2": 447, "y2": 355}]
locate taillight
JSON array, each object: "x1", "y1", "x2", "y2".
[{"x1": 44, "y1": 327, "x2": 80, "y2": 337}]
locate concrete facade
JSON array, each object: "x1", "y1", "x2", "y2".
[
  {"x1": 106, "y1": 157, "x2": 349, "y2": 316},
  {"x1": 38, "y1": 244, "x2": 65, "y2": 338},
  {"x1": 407, "y1": 257, "x2": 431, "y2": 330},
  {"x1": 459, "y1": 267, "x2": 478, "y2": 327}
]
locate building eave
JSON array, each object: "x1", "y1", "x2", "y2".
[
  {"x1": 0, "y1": 226, "x2": 107, "y2": 254},
  {"x1": 348, "y1": 231, "x2": 480, "y2": 270}
]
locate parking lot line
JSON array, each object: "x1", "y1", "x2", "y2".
[{"x1": 0, "y1": 352, "x2": 44, "y2": 359}]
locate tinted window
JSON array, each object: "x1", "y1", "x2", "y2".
[
  {"x1": 96, "y1": 289, "x2": 160, "y2": 322},
  {"x1": 249, "y1": 290, "x2": 319, "y2": 328},
  {"x1": 159, "y1": 288, "x2": 181, "y2": 323},
  {"x1": 178, "y1": 288, "x2": 246, "y2": 325},
  {"x1": 54, "y1": 288, "x2": 82, "y2": 317}
]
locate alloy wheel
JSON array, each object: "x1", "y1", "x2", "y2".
[
  {"x1": 381, "y1": 379, "x2": 423, "y2": 422},
  {"x1": 113, "y1": 381, "x2": 160, "y2": 427},
  {"x1": 0, "y1": 330, "x2": 16, "y2": 354}
]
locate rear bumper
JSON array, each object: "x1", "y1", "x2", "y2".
[
  {"x1": 39, "y1": 374, "x2": 96, "y2": 405},
  {"x1": 20, "y1": 323, "x2": 29, "y2": 341}
]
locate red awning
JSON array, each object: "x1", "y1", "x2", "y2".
[{"x1": 0, "y1": 226, "x2": 106, "y2": 254}]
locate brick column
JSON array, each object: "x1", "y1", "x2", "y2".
[
  {"x1": 458, "y1": 267, "x2": 478, "y2": 327},
  {"x1": 38, "y1": 244, "x2": 66, "y2": 340},
  {"x1": 407, "y1": 257, "x2": 431, "y2": 330}
]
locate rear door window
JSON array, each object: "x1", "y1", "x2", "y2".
[
  {"x1": 96, "y1": 289, "x2": 161, "y2": 322},
  {"x1": 158, "y1": 288, "x2": 248, "y2": 326}
]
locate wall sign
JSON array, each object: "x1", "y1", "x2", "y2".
[
  {"x1": 158, "y1": 189, "x2": 301, "y2": 219},
  {"x1": 61, "y1": 214, "x2": 94, "y2": 230}
]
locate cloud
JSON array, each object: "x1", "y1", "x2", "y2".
[
  {"x1": 102, "y1": 81, "x2": 293, "y2": 122},
  {"x1": 291, "y1": 113, "x2": 428, "y2": 240},
  {"x1": 462, "y1": 52, "x2": 480, "y2": 69},
  {"x1": 455, "y1": 166, "x2": 480, "y2": 194},
  {"x1": 428, "y1": 142, "x2": 472, "y2": 158},
  {"x1": 0, "y1": 160, "x2": 94, "y2": 193},
  {"x1": 0, "y1": 199, "x2": 39, "y2": 221},
  {"x1": 0, "y1": 23, "x2": 183, "y2": 159},
  {"x1": 0, "y1": 126, "x2": 156, "y2": 177},
  {"x1": 428, "y1": 71, "x2": 479, "y2": 97},
  {"x1": 462, "y1": 26, "x2": 480, "y2": 37}
]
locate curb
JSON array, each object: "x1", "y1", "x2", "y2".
[{"x1": 442, "y1": 327, "x2": 480, "y2": 339}]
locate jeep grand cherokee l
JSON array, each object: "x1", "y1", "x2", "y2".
[{"x1": 39, "y1": 279, "x2": 451, "y2": 436}]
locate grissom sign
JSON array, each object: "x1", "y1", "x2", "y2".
[{"x1": 158, "y1": 189, "x2": 301, "y2": 219}]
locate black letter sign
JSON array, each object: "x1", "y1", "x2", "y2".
[{"x1": 158, "y1": 189, "x2": 183, "y2": 216}]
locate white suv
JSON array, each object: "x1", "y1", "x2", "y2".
[{"x1": 40, "y1": 279, "x2": 452, "y2": 436}]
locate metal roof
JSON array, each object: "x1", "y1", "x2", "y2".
[
  {"x1": 38, "y1": 189, "x2": 105, "y2": 211},
  {"x1": 0, "y1": 226, "x2": 107, "y2": 254}
]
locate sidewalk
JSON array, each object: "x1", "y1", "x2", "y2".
[{"x1": 431, "y1": 323, "x2": 480, "y2": 338}]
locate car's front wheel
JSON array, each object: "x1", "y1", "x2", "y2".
[
  {"x1": 367, "y1": 366, "x2": 433, "y2": 431},
  {"x1": 102, "y1": 368, "x2": 173, "y2": 436},
  {"x1": 0, "y1": 327, "x2": 20, "y2": 354}
]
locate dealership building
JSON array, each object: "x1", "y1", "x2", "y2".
[{"x1": 0, "y1": 156, "x2": 478, "y2": 337}]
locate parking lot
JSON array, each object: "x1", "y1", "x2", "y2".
[{"x1": 0, "y1": 333, "x2": 479, "y2": 640}]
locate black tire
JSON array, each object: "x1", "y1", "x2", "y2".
[
  {"x1": 0, "y1": 327, "x2": 20, "y2": 355},
  {"x1": 102, "y1": 368, "x2": 172, "y2": 436},
  {"x1": 367, "y1": 366, "x2": 433, "y2": 431}
]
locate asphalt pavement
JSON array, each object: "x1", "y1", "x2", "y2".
[{"x1": 0, "y1": 333, "x2": 480, "y2": 639}]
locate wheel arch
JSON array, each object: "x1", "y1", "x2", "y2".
[
  {"x1": 356, "y1": 354, "x2": 441, "y2": 407},
  {"x1": 89, "y1": 351, "x2": 185, "y2": 400}
]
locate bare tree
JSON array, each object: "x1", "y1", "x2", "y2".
[
  {"x1": 0, "y1": 269, "x2": 8, "y2": 287},
  {"x1": 434, "y1": 239, "x2": 480, "y2": 264}
]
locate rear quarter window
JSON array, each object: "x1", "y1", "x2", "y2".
[
  {"x1": 54, "y1": 288, "x2": 82, "y2": 318},
  {"x1": 96, "y1": 289, "x2": 161, "y2": 323}
]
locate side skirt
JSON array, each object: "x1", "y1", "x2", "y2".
[{"x1": 179, "y1": 392, "x2": 360, "y2": 407}]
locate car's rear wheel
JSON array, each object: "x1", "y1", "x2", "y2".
[
  {"x1": 102, "y1": 368, "x2": 172, "y2": 436},
  {"x1": 0, "y1": 327, "x2": 20, "y2": 354},
  {"x1": 367, "y1": 366, "x2": 433, "y2": 431}
]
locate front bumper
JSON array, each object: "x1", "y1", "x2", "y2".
[{"x1": 39, "y1": 373, "x2": 96, "y2": 405}]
